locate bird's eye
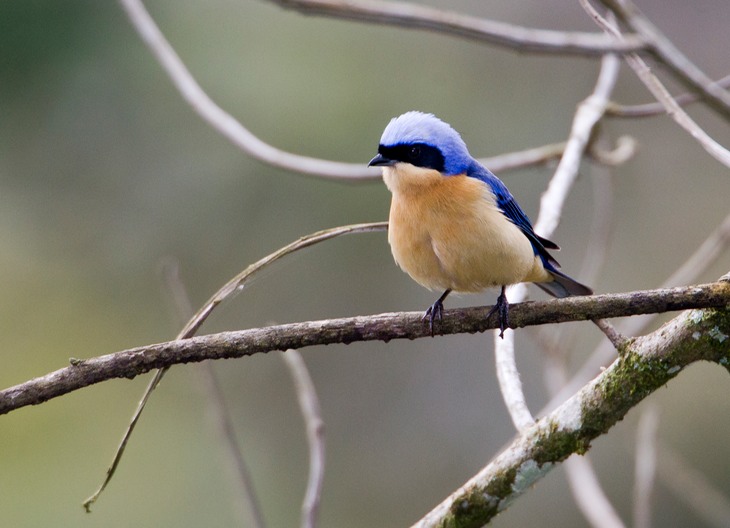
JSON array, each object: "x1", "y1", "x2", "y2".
[{"x1": 409, "y1": 146, "x2": 421, "y2": 159}]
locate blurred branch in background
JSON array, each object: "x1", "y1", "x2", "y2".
[
  {"x1": 116, "y1": 0, "x2": 621, "y2": 182},
  {"x1": 539, "y1": 148, "x2": 625, "y2": 528},
  {"x1": 606, "y1": 73, "x2": 730, "y2": 118},
  {"x1": 564, "y1": 456, "x2": 626, "y2": 528}
]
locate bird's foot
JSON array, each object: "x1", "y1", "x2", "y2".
[
  {"x1": 486, "y1": 288, "x2": 510, "y2": 338},
  {"x1": 422, "y1": 289, "x2": 451, "y2": 337},
  {"x1": 423, "y1": 299, "x2": 445, "y2": 337}
]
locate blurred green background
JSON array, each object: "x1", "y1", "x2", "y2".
[{"x1": 2, "y1": 1, "x2": 730, "y2": 526}]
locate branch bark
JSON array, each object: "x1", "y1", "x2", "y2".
[{"x1": 2, "y1": 281, "x2": 728, "y2": 417}]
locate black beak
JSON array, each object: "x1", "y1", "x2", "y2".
[{"x1": 368, "y1": 153, "x2": 396, "y2": 167}]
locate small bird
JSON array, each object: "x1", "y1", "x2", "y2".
[{"x1": 368, "y1": 111, "x2": 592, "y2": 337}]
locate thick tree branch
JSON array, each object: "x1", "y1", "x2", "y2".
[{"x1": 1, "y1": 282, "x2": 728, "y2": 417}]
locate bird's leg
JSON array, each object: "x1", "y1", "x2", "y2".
[
  {"x1": 423, "y1": 289, "x2": 451, "y2": 337},
  {"x1": 486, "y1": 285, "x2": 510, "y2": 338}
]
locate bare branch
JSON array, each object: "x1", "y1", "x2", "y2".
[
  {"x1": 283, "y1": 351, "x2": 326, "y2": 528},
  {"x1": 536, "y1": 46, "x2": 620, "y2": 237},
  {"x1": 3, "y1": 282, "x2": 729, "y2": 417},
  {"x1": 117, "y1": 0, "x2": 591, "y2": 184},
  {"x1": 479, "y1": 141, "x2": 567, "y2": 173},
  {"x1": 267, "y1": 0, "x2": 646, "y2": 55},
  {"x1": 412, "y1": 305, "x2": 730, "y2": 528}
]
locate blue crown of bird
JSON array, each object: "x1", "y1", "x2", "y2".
[{"x1": 369, "y1": 111, "x2": 592, "y2": 337}]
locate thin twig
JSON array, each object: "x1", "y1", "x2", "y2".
[
  {"x1": 606, "y1": 74, "x2": 730, "y2": 118},
  {"x1": 4, "y1": 281, "x2": 729, "y2": 417},
  {"x1": 282, "y1": 351, "x2": 326, "y2": 528},
  {"x1": 195, "y1": 364, "x2": 267, "y2": 528},
  {"x1": 592, "y1": 318, "x2": 629, "y2": 350},
  {"x1": 268, "y1": 0, "x2": 646, "y2": 55}
]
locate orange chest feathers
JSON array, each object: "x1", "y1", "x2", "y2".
[{"x1": 383, "y1": 165, "x2": 547, "y2": 292}]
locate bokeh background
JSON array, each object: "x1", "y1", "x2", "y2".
[{"x1": 2, "y1": 1, "x2": 730, "y2": 526}]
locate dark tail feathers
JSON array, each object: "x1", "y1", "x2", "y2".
[{"x1": 536, "y1": 268, "x2": 593, "y2": 298}]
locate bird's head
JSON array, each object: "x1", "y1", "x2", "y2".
[{"x1": 368, "y1": 111, "x2": 472, "y2": 176}]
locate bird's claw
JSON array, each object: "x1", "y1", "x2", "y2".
[
  {"x1": 486, "y1": 290, "x2": 510, "y2": 338},
  {"x1": 423, "y1": 300, "x2": 445, "y2": 337}
]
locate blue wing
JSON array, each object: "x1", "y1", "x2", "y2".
[
  {"x1": 466, "y1": 161, "x2": 560, "y2": 269},
  {"x1": 464, "y1": 160, "x2": 593, "y2": 298}
]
